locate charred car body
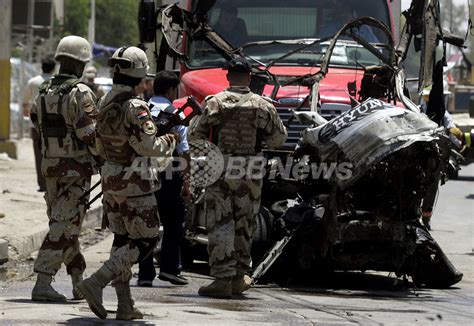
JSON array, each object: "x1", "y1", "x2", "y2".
[{"x1": 138, "y1": 0, "x2": 464, "y2": 287}]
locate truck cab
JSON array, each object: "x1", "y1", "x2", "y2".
[{"x1": 173, "y1": 0, "x2": 400, "y2": 147}]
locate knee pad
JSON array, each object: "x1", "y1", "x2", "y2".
[
  {"x1": 133, "y1": 237, "x2": 159, "y2": 262},
  {"x1": 112, "y1": 234, "x2": 129, "y2": 249}
]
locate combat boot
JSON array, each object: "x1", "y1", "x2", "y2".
[
  {"x1": 76, "y1": 265, "x2": 115, "y2": 319},
  {"x1": 31, "y1": 273, "x2": 67, "y2": 302},
  {"x1": 232, "y1": 274, "x2": 252, "y2": 295},
  {"x1": 71, "y1": 273, "x2": 84, "y2": 300},
  {"x1": 114, "y1": 282, "x2": 144, "y2": 320},
  {"x1": 198, "y1": 278, "x2": 232, "y2": 298}
]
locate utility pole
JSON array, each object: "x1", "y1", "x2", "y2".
[
  {"x1": 88, "y1": 0, "x2": 95, "y2": 47},
  {"x1": 449, "y1": 0, "x2": 453, "y2": 58},
  {"x1": 19, "y1": 0, "x2": 35, "y2": 140},
  {"x1": 49, "y1": 0, "x2": 54, "y2": 39},
  {"x1": 0, "y1": 0, "x2": 16, "y2": 158},
  {"x1": 0, "y1": 0, "x2": 12, "y2": 142},
  {"x1": 27, "y1": 0, "x2": 35, "y2": 63}
]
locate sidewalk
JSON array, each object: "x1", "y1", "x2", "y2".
[{"x1": 0, "y1": 139, "x2": 102, "y2": 262}]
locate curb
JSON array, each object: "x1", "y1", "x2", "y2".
[
  {"x1": 0, "y1": 239, "x2": 8, "y2": 264},
  {"x1": 8, "y1": 206, "x2": 103, "y2": 259},
  {"x1": 0, "y1": 140, "x2": 18, "y2": 160}
]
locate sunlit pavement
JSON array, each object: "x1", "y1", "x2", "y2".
[{"x1": 0, "y1": 164, "x2": 473, "y2": 325}]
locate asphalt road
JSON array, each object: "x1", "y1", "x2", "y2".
[{"x1": 0, "y1": 165, "x2": 473, "y2": 325}]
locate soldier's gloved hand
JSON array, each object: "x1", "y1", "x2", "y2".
[
  {"x1": 160, "y1": 132, "x2": 180, "y2": 147},
  {"x1": 170, "y1": 132, "x2": 181, "y2": 143}
]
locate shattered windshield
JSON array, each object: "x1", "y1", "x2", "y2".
[{"x1": 187, "y1": 0, "x2": 391, "y2": 69}]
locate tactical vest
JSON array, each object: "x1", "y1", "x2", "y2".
[
  {"x1": 214, "y1": 92, "x2": 260, "y2": 155},
  {"x1": 37, "y1": 75, "x2": 88, "y2": 158},
  {"x1": 96, "y1": 93, "x2": 137, "y2": 166}
]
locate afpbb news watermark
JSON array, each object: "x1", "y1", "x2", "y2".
[{"x1": 123, "y1": 140, "x2": 353, "y2": 187}]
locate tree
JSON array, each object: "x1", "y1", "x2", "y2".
[
  {"x1": 60, "y1": 0, "x2": 139, "y2": 47},
  {"x1": 95, "y1": 0, "x2": 139, "y2": 47},
  {"x1": 62, "y1": 0, "x2": 90, "y2": 39},
  {"x1": 440, "y1": 0, "x2": 469, "y2": 38}
]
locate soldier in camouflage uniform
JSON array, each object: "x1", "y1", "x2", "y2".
[
  {"x1": 30, "y1": 36, "x2": 98, "y2": 301},
  {"x1": 188, "y1": 57, "x2": 287, "y2": 298},
  {"x1": 76, "y1": 46, "x2": 177, "y2": 320}
]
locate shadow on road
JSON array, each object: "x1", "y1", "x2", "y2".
[
  {"x1": 455, "y1": 176, "x2": 474, "y2": 182},
  {"x1": 178, "y1": 257, "x2": 455, "y2": 301},
  {"x1": 60, "y1": 317, "x2": 154, "y2": 325},
  {"x1": 257, "y1": 271, "x2": 438, "y2": 300},
  {"x1": 5, "y1": 298, "x2": 79, "y2": 305}
]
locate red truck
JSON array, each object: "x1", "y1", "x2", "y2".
[{"x1": 150, "y1": 0, "x2": 402, "y2": 147}]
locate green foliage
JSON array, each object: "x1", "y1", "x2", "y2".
[
  {"x1": 440, "y1": 0, "x2": 469, "y2": 37},
  {"x1": 11, "y1": 47, "x2": 23, "y2": 58},
  {"x1": 62, "y1": 0, "x2": 90, "y2": 38},
  {"x1": 60, "y1": 0, "x2": 139, "y2": 47},
  {"x1": 95, "y1": 0, "x2": 139, "y2": 47}
]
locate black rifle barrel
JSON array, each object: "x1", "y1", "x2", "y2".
[{"x1": 79, "y1": 180, "x2": 101, "y2": 202}]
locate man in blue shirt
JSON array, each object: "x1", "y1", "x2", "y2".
[{"x1": 137, "y1": 71, "x2": 190, "y2": 286}]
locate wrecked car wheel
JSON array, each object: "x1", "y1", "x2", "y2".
[
  {"x1": 409, "y1": 227, "x2": 463, "y2": 288},
  {"x1": 252, "y1": 207, "x2": 274, "y2": 264}
]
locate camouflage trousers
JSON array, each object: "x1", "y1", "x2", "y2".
[
  {"x1": 102, "y1": 192, "x2": 160, "y2": 281},
  {"x1": 205, "y1": 177, "x2": 262, "y2": 279},
  {"x1": 34, "y1": 176, "x2": 91, "y2": 276}
]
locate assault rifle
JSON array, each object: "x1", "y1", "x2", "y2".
[
  {"x1": 79, "y1": 179, "x2": 102, "y2": 210},
  {"x1": 83, "y1": 96, "x2": 203, "y2": 209},
  {"x1": 153, "y1": 95, "x2": 203, "y2": 135}
]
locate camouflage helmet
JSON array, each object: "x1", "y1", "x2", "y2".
[
  {"x1": 55, "y1": 35, "x2": 92, "y2": 63},
  {"x1": 108, "y1": 46, "x2": 149, "y2": 78}
]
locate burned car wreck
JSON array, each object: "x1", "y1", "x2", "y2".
[
  {"x1": 253, "y1": 98, "x2": 462, "y2": 288},
  {"x1": 139, "y1": 0, "x2": 464, "y2": 288}
]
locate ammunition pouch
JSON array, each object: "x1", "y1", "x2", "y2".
[
  {"x1": 215, "y1": 92, "x2": 259, "y2": 155},
  {"x1": 41, "y1": 113, "x2": 68, "y2": 147},
  {"x1": 38, "y1": 76, "x2": 87, "y2": 157}
]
